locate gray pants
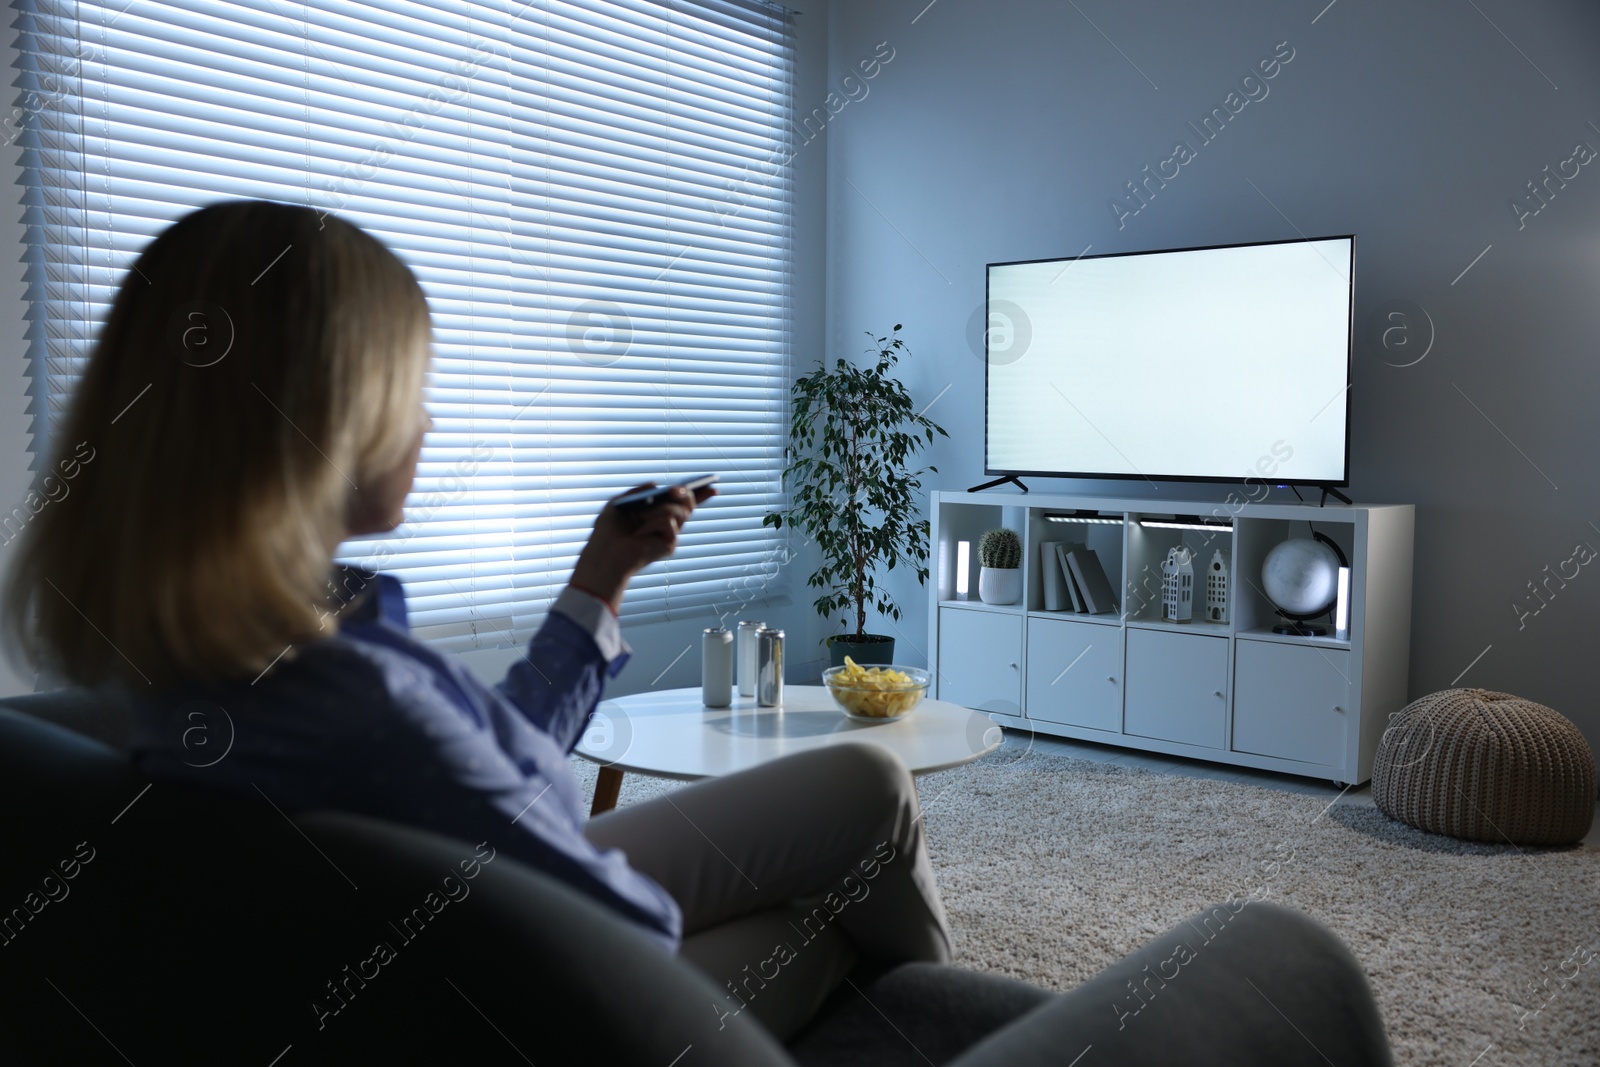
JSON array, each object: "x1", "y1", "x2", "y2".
[
  {"x1": 587, "y1": 744, "x2": 1394, "y2": 1064},
  {"x1": 585, "y1": 743, "x2": 949, "y2": 1040}
]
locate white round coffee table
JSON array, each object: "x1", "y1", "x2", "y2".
[{"x1": 575, "y1": 685, "x2": 1003, "y2": 814}]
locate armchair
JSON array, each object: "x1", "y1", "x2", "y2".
[{"x1": 0, "y1": 693, "x2": 1391, "y2": 1066}]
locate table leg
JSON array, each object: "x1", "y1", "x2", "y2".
[{"x1": 590, "y1": 766, "x2": 624, "y2": 816}]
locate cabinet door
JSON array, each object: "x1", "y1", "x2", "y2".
[
  {"x1": 936, "y1": 609, "x2": 1022, "y2": 714},
  {"x1": 1025, "y1": 618, "x2": 1122, "y2": 733},
  {"x1": 1232, "y1": 641, "x2": 1351, "y2": 766},
  {"x1": 1123, "y1": 628, "x2": 1228, "y2": 749}
]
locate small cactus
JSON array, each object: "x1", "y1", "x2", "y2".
[{"x1": 978, "y1": 528, "x2": 1021, "y2": 569}]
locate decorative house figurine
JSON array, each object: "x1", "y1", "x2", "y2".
[
  {"x1": 1206, "y1": 548, "x2": 1229, "y2": 623},
  {"x1": 1161, "y1": 546, "x2": 1194, "y2": 622}
]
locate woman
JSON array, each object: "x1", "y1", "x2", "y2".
[{"x1": 3, "y1": 200, "x2": 950, "y2": 1041}]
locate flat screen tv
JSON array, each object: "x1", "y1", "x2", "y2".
[{"x1": 984, "y1": 235, "x2": 1354, "y2": 489}]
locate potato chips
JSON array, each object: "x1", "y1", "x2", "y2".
[{"x1": 826, "y1": 657, "x2": 924, "y2": 718}]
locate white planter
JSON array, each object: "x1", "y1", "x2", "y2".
[{"x1": 978, "y1": 566, "x2": 1021, "y2": 605}]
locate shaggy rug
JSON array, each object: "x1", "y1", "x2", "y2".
[{"x1": 573, "y1": 746, "x2": 1599, "y2": 1066}]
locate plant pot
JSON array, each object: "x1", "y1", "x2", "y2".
[
  {"x1": 978, "y1": 566, "x2": 1021, "y2": 605},
  {"x1": 827, "y1": 633, "x2": 895, "y2": 668}
]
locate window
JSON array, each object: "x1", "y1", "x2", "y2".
[{"x1": 13, "y1": 0, "x2": 795, "y2": 647}]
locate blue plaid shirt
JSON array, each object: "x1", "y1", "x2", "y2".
[{"x1": 128, "y1": 569, "x2": 682, "y2": 952}]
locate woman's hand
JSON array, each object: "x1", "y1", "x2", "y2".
[{"x1": 569, "y1": 481, "x2": 717, "y2": 613}]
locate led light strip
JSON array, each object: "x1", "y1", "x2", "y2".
[{"x1": 1136, "y1": 519, "x2": 1234, "y2": 532}]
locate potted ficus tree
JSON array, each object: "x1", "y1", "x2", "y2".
[{"x1": 764, "y1": 325, "x2": 948, "y2": 667}]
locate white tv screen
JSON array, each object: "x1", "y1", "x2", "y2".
[{"x1": 985, "y1": 236, "x2": 1353, "y2": 486}]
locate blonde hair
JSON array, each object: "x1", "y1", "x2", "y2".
[{"x1": 4, "y1": 200, "x2": 432, "y2": 689}]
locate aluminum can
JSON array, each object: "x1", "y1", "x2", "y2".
[
  {"x1": 701, "y1": 627, "x2": 733, "y2": 707},
  {"x1": 756, "y1": 628, "x2": 784, "y2": 707},
  {"x1": 736, "y1": 619, "x2": 766, "y2": 697}
]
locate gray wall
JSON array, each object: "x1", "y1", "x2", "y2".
[{"x1": 819, "y1": 1, "x2": 1600, "y2": 751}]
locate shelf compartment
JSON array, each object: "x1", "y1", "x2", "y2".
[
  {"x1": 934, "y1": 501, "x2": 1019, "y2": 602},
  {"x1": 1123, "y1": 628, "x2": 1228, "y2": 750},
  {"x1": 1231, "y1": 516, "x2": 1356, "y2": 637},
  {"x1": 1232, "y1": 642, "x2": 1352, "y2": 765},
  {"x1": 935, "y1": 607, "x2": 1023, "y2": 715},
  {"x1": 1124, "y1": 514, "x2": 1234, "y2": 627},
  {"x1": 1026, "y1": 509, "x2": 1125, "y2": 615},
  {"x1": 1025, "y1": 616, "x2": 1123, "y2": 732}
]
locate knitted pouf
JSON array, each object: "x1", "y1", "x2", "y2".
[{"x1": 1373, "y1": 689, "x2": 1595, "y2": 845}]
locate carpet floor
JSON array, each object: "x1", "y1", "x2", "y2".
[{"x1": 574, "y1": 747, "x2": 1599, "y2": 1066}]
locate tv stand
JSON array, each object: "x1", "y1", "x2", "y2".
[
  {"x1": 928, "y1": 490, "x2": 1414, "y2": 786},
  {"x1": 968, "y1": 474, "x2": 1029, "y2": 493},
  {"x1": 1281, "y1": 484, "x2": 1354, "y2": 506}
]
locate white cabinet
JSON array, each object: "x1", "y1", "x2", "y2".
[
  {"x1": 936, "y1": 608, "x2": 1023, "y2": 715},
  {"x1": 928, "y1": 491, "x2": 1413, "y2": 785},
  {"x1": 1232, "y1": 640, "x2": 1351, "y2": 767},
  {"x1": 1025, "y1": 617, "x2": 1122, "y2": 733},
  {"x1": 1123, "y1": 629, "x2": 1228, "y2": 749}
]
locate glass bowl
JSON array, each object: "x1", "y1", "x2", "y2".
[{"x1": 821, "y1": 664, "x2": 930, "y2": 722}]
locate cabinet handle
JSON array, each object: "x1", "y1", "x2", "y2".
[
  {"x1": 1107, "y1": 676, "x2": 1116, "y2": 683},
  {"x1": 1333, "y1": 705, "x2": 1344, "y2": 713},
  {"x1": 1213, "y1": 690, "x2": 1224, "y2": 698},
  {"x1": 1009, "y1": 663, "x2": 1018, "y2": 670}
]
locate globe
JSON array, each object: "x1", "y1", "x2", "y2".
[{"x1": 1261, "y1": 537, "x2": 1342, "y2": 618}]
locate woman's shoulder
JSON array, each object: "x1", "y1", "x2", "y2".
[{"x1": 274, "y1": 632, "x2": 417, "y2": 698}]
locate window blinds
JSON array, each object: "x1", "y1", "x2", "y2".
[{"x1": 13, "y1": 0, "x2": 795, "y2": 648}]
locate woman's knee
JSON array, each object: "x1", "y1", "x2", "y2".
[
  {"x1": 758, "y1": 741, "x2": 913, "y2": 802},
  {"x1": 820, "y1": 743, "x2": 917, "y2": 810},
  {"x1": 1165, "y1": 901, "x2": 1384, "y2": 1037},
  {"x1": 1213, "y1": 899, "x2": 1364, "y2": 973},
  {"x1": 839, "y1": 740, "x2": 913, "y2": 781}
]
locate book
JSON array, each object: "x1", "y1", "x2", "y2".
[
  {"x1": 1065, "y1": 547, "x2": 1118, "y2": 615},
  {"x1": 1056, "y1": 543, "x2": 1086, "y2": 613},
  {"x1": 1043, "y1": 543, "x2": 1068, "y2": 607}
]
